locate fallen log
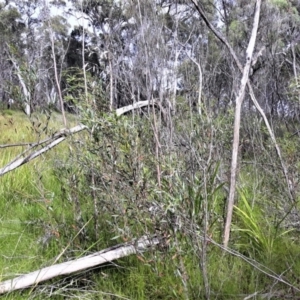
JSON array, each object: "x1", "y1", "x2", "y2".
[{"x1": 0, "y1": 235, "x2": 161, "y2": 294}]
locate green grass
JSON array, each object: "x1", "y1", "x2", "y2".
[
  {"x1": 1, "y1": 110, "x2": 300, "y2": 299},
  {"x1": 0, "y1": 111, "x2": 81, "y2": 298}
]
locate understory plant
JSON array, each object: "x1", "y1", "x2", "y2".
[{"x1": 233, "y1": 188, "x2": 292, "y2": 260}]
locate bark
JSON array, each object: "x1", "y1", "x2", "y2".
[
  {"x1": 223, "y1": 0, "x2": 262, "y2": 248},
  {"x1": 0, "y1": 235, "x2": 161, "y2": 294}
]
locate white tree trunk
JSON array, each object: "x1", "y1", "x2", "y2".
[
  {"x1": 190, "y1": 0, "x2": 289, "y2": 247},
  {"x1": 11, "y1": 60, "x2": 31, "y2": 116},
  {"x1": 223, "y1": 0, "x2": 262, "y2": 248},
  {"x1": 5, "y1": 44, "x2": 31, "y2": 115}
]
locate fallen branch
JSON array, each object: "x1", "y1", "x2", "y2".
[
  {"x1": 0, "y1": 235, "x2": 161, "y2": 294},
  {"x1": 0, "y1": 124, "x2": 87, "y2": 177},
  {"x1": 116, "y1": 99, "x2": 157, "y2": 116},
  {"x1": 0, "y1": 142, "x2": 35, "y2": 149},
  {"x1": 0, "y1": 99, "x2": 161, "y2": 177}
]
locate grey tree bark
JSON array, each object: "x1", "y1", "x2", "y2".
[{"x1": 224, "y1": 0, "x2": 262, "y2": 248}]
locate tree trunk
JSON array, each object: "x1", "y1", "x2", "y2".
[{"x1": 223, "y1": 0, "x2": 262, "y2": 248}]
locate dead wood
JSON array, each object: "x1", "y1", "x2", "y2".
[
  {"x1": 0, "y1": 124, "x2": 87, "y2": 177},
  {"x1": 0, "y1": 235, "x2": 161, "y2": 294}
]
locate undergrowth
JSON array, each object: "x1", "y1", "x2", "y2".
[{"x1": 0, "y1": 110, "x2": 300, "y2": 299}]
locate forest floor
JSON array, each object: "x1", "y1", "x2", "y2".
[{"x1": 0, "y1": 109, "x2": 300, "y2": 299}]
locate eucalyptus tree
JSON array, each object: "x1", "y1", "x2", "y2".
[
  {"x1": 66, "y1": 1, "x2": 188, "y2": 112},
  {"x1": 0, "y1": 0, "x2": 74, "y2": 114},
  {"x1": 0, "y1": 3, "x2": 27, "y2": 111}
]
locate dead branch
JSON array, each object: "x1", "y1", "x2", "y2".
[
  {"x1": 0, "y1": 124, "x2": 87, "y2": 177},
  {"x1": 0, "y1": 142, "x2": 35, "y2": 149},
  {"x1": 0, "y1": 235, "x2": 161, "y2": 294},
  {"x1": 116, "y1": 99, "x2": 157, "y2": 116},
  {"x1": 0, "y1": 99, "x2": 163, "y2": 177}
]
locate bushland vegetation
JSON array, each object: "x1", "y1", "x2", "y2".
[{"x1": 1, "y1": 0, "x2": 300, "y2": 299}]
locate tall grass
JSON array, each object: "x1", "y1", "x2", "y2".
[
  {"x1": 1, "y1": 110, "x2": 300, "y2": 299},
  {"x1": 0, "y1": 111, "x2": 78, "y2": 298}
]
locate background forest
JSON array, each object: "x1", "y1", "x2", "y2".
[{"x1": 1, "y1": 0, "x2": 300, "y2": 299}]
